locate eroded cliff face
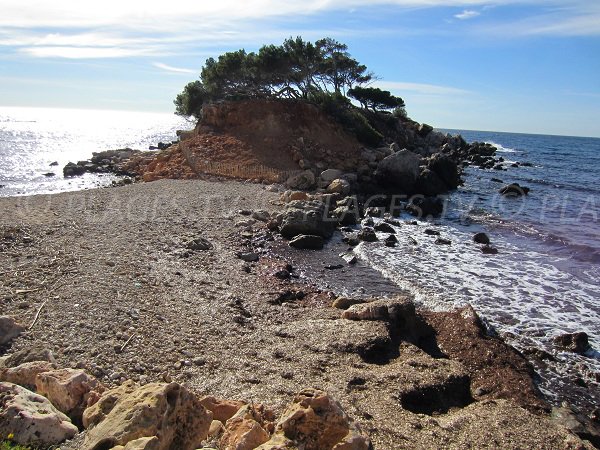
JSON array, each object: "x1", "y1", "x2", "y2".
[{"x1": 194, "y1": 99, "x2": 363, "y2": 172}]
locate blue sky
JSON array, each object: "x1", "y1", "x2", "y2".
[{"x1": 1, "y1": 1, "x2": 599, "y2": 137}]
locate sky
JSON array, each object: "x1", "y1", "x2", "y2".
[{"x1": 0, "y1": 0, "x2": 599, "y2": 137}]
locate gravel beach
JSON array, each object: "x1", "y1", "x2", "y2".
[{"x1": 0, "y1": 179, "x2": 594, "y2": 449}]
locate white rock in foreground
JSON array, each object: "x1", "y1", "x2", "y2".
[{"x1": 0, "y1": 381, "x2": 78, "y2": 446}]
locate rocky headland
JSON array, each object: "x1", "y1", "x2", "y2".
[{"x1": 1, "y1": 99, "x2": 597, "y2": 449}]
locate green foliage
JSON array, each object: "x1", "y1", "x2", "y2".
[
  {"x1": 348, "y1": 86, "x2": 405, "y2": 112},
  {"x1": 1, "y1": 441, "x2": 32, "y2": 450},
  {"x1": 393, "y1": 105, "x2": 408, "y2": 119},
  {"x1": 174, "y1": 36, "x2": 374, "y2": 116}
]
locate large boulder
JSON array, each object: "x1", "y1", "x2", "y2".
[
  {"x1": 320, "y1": 168, "x2": 343, "y2": 184},
  {"x1": 82, "y1": 381, "x2": 212, "y2": 450},
  {"x1": 256, "y1": 388, "x2": 371, "y2": 450},
  {"x1": 0, "y1": 316, "x2": 25, "y2": 346},
  {"x1": 35, "y1": 368, "x2": 104, "y2": 423},
  {"x1": 220, "y1": 404, "x2": 272, "y2": 450},
  {"x1": 0, "y1": 346, "x2": 55, "y2": 368},
  {"x1": 279, "y1": 202, "x2": 336, "y2": 240},
  {"x1": 414, "y1": 168, "x2": 449, "y2": 196},
  {"x1": 286, "y1": 170, "x2": 316, "y2": 190},
  {"x1": 0, "y1": 382, "x2": 78, "y2": 446},
  {"x1": 406, "y1": 196, "x2": 445, "y2": 218},
  {"x1": 553, "y1": 332, "x2": 591, "y2": 354},
  {"x1": 428, "y1": 153, "x2": 461, "y2": 190},
  {"x1": 199, "y1": 396, "x2": 245, "y2": 423},
  {"x1": 374, "y1": 149, "x2": 421, "y2": 192}
]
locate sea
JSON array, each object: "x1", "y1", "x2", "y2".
[{"x1": 1, "y1": 106, "x2": 599, "y2": 412}]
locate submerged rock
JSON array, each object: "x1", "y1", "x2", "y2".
[
  {"x1": 554, "y1": 332, "x2": 591, "y2": 354},
  {"x1": 499, "y1": 183, "x2": 530, "y2": 196}
]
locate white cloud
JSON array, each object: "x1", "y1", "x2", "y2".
[
  {"x1": 153, "y1": 62, "x2": 196, "y2": 74},
  {"x1": 19, "y1": 46, "x2": 153, "y2": 59},
  {"x1": 454, "y1": 10, "x2": 481, "y2": 20},
  {"x1": 375, "y1": 81, "x2": 471, "y2": 96}
]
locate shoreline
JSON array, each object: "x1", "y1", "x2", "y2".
[{"x1": 1, "y1": 179, "x2": 597, "y2": 448}]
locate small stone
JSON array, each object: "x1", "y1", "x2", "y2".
[
  {"x1": 289, "y1": 234, "x2": 324, "y2": 250},
  {"x1": 186, "y1": 237, "x2": 212, "y2": 251},
  {"x1": 238, "y1": 252, "x2": 259, "y2": 262},
  {"x1": 435, "y1": 237, "x2": 451, "y2": 245},
  {"x1": 473, "y1": 232, "x2": 491, "y2": 245},
  {"x1": 332, "y1": 297, "x2": 365, "y2": 310},
  {"x1": 424, "y1": 228, "x2": 440, "y2": 236},
  {"x1": 481, "y1": 245, "x2": 499, "y2": 254},
  {"x1": 374, "y1": 222, "x2": 396, "y2": 233}
]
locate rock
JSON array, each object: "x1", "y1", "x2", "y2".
[
  {"x1": 111, "y1": 436, "x2": 160, "y2": 450},
  {"x1": 0, "y1": 382, "x2": 78, "y2": 446},
  {"x1": 332, "y1": 297, "x2": 365, "y2": 310},
  {"x1": 414, "y1": 168, "x2": 449, "y2": 196},
  {"x1": 279, "y1": 202, "x2": 336, "y2": 239},
  {"x1": 286, "y1": 170, "x2": 316, "y2": 190},
  {"x1": 49, "y1": 161, "x2": 59, "y2": 166},
  {"x1": 554, "y1": 332, "x2": 591, "y2": 354},
  {"x1": 384, "y1": 234, "x2": 398, "y2": 247},
  {"x1": 326, "y1": 178, "x2": 351, "y2": 196},
  {"x1": 406, "y1": 196, "x2": 444, "y2": 218},
  {"x1": 481, "y1": 245, "x2": 499, "y2": 254},
  {"x1": 220, "y1": 404, "x2": 274, "y2": 450},
  {"x1": 357, "y1": 227, "x2": 378, "y2": 242},
  {"x1": 551, "y1": 406, "x2": 600, "y2": 448},
  {"x1": 200, "y1": 396, "x2": 245, "y2": 423},
  {"x1": 374, "y1": 149, "x2": 421, "y2": 192},
  {"x1": 491, "y1": 177, "x2": 504, "y2": 183},
  {"x1": 82, "y1": 382, "x2": 212, "y2": 450},
  {"x1": 0, "y1": 361, "x2": 56, "y2": 390},
  {"x1": 424, "y1": 228, "x2": 440, "y2": 236},
  {"x1": 209, "y1": 419, "x2": 225, "y2": 438},
  {"x1": 63, "y1": 162, "x2": 87, "y2": 177},
  {"x1": 418, "y1": 123, "x2": 434, "y2": 137},
  {"x1": 499, "y1": 183, "x2": 530, "y2": 196},
  {"x1": 320, "y1": 169, "x2": 344, "y2": 183},
  {"x1": 273, "y1": 269, "x2": 291, "y2": 280},
  {"x1": 361, "y1": 216, "x2": 374, "y2": 227},
  {"x1": 238, "y1": 252, "x2": 259, "y2": 262},
  {"x1": 0, "y1": 346, "x2": 55, "y2": 368},
  {"x1": 185, "y1": 237, "x2": 212, "y2": 251},
  {"x1": 435, "y1": 237, "x2": 452, "y2": 245},
  {"x1": 341, "y1": 253, "x2": 358, "y2": 264},
  {"x1": 374, "y1": 222, "x2": 396, "y2": 233},
  {"x1": 289, "y1": 234, "x2": 325, "y2": 250},
  {"x1": 251, "y1": 210, "x2": 271, "y2": 222},
  {"x1": 428, "y1": 154, "x2": 461, "y2": 189},
  {"x1": 333, "y1": 205, "x2": 359, "y2": 226},
  {"x1": 43, "y1": 172, "x2": 56, "y2": 177},
  {"x1": 473, "y1": 232, "x2": 490, "y2": 245},
  {"x1": 282, "y1": 190, "x2": 310, "y2": 202},
  {"x1": 35, "y1": 368, "x2": 104, "y2": 423},
  {"x1": 0, "y1": 316, "x2": 25, "y2": 346},
  {"x1": 342, "y1": 297, "x2": 416, "y2": 334},
  {"x1": 257, "y1": 388, "x2": 371, "y2": 450}
]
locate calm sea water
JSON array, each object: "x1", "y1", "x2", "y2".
[
  {"x1": 1, "y1": 107, "x2": 598, "y2": 410},
  {"x1": 355, "y1": 129, "x2": 600, "y2": 410},
  {"x1": 0, "y1": 106, "x2": 191, "y2": 196}
]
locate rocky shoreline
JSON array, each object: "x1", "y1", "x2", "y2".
[{"x1": 1, "y1": 179, "x2": 598, "y2": 449}]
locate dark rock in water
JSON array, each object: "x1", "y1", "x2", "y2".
[
  {"x1": 473, "y1": 232, "x2": 491, "y2": 245},
  {"x1": 522, "y1": 347, "x2": 556, "y2": 362},
  {"x1": 49, "y1": 161, "x2": 59, "y2": 166},
  {"x1": 0, "y1": 185, "x2": 5, "y2": 189},
  {"x1": 289, "y1": 234, "x2": 324, "y2": 250},
  {"x1": 554, "y1": 332, "x2": 591, "y2": 354},
  {"x1": 499, "y1": 183, "x2": 530, "y2": 196},
  {"x1": 406, "y1": 196, "x2": 444, "y2": 218},
  {"x1": 325, "y1": 264, "x2": 344, "y2": 270},
  {"x1": 424, "y1": 228, "x2": 440, "y2": 236},
  {"x1": 493, "y1": 164, "x2": 504, "y2": 170},
  {"x1": 361, "y1": 217, "x2": 374, "y2": 227},
  {"x1": 481, "y1": 245, "x2": 498, "y2": 254},
  {"x1": 435, "y1": 237, "x2": 452, "y2": 245},
  {"x1": 384, "y1": 234, "x2": 398, "y2": 247},
  {"x1": 342, "y1": 233, "x2": 360, "y2": 247},
  {"x1": 374, "y1": 222, "x2": 396, "y2": 234},
  {"x1": 280, "y1": 202, "x2": 336, "y2": 239},
  {"x1": 63, "y1": 162, "x2": 86, "y2": 177},
  {"x1": 520, "y1": 162, "x2": 534, "y2": 167},
  {"x1": 491, "y1": 178, "x2": 504, "y2": 183},
  {"x1": 511, "y1": 163, "x2": 520, "y2": 168},
  {"x1": 407, "y1": 236, "x2": 418, "y2": 245},
  {"x1": 428, "y1": 154, "x2": 461, "y2": 190},
  {"x1": 365, "y1": 207, "x2": 383, "y2": 218},
  {"x1": 42, "y1": 172, "x2": 55, "y2": 177},
  {"x1": 186, "y1": 237, "x2": 212, "y2": 251},
  {"x1": 237, "y1": 252, "x2": 259, "y2": 262},
  {"x1": 357, "y1": 227, "x2": 378, "y2": 242},
  {"x1": 384, "y1": 217, "x2": 401, "y2": 226}
]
